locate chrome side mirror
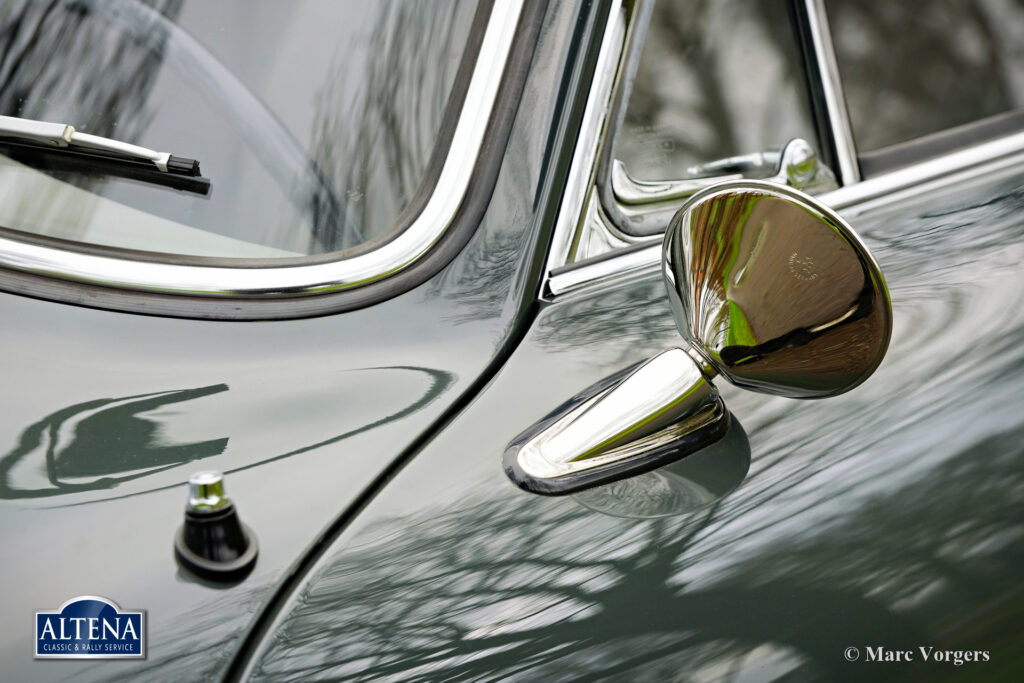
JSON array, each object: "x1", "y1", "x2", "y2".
[
  {"x1": 665, "y1": 180, "x2": 891, "y2": 398},
  {"x1": 506, "y1": 181, "x2": 892, "y2": 495}
]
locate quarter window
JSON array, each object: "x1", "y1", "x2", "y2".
[{"x1": 613, "y1": 0, "x2": 821, "y2": 183}]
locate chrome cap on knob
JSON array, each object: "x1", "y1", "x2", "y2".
[{"x1": 187, "y1": 470, "x2": 229, "y2": 511}]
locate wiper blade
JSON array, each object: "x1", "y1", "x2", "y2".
[{"x1": 0, "y1": 115, "x2": 209, "y2": 195}]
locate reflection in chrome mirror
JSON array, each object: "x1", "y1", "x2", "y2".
[
  {"x1": 506, "y1": 182, "x2": 892, "y2": 495},
  {"x1": 665, "y1": 180, "x2": 892, "y2": 397}
]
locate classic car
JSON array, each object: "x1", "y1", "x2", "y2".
[{"x1": 1, "y1": 0, "x2": 1022, "y2": 680}]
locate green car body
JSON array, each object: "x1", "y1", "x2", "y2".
[{"x1": 1, "y1": 1, "x2": 1022, "y2": 681}]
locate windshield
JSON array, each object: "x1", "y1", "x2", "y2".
[{"x1": 0, "y1": 0, "x2": 480, "y2": 258}]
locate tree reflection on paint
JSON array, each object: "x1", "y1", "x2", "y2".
[
  {"x1": 246, "y1": 425, "x2": 1024, "y2": 681},
  {"x1": 0, "y1": 384, "x2": 228, "y2": 499}
]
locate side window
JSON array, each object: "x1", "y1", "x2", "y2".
[
  {"x1": 613, "y1": 0, "x2": 821, "y2": 184},
  {"x1": 827, "y1": 0, "x2": 1024, "y2": 173}
]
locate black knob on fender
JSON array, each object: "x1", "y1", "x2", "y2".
[{"x1": 174, "y1": 471, "x2": 258, "y2": 581}]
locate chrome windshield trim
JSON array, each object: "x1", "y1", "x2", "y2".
[
  {"x1": 0, "y1": 0, "x2": 523, "y2": 298},
  {"x1": 548, "y1": 130, "x2": 1024, "y2": 298},
  {"x1": 804, "y1": 0, "x2": 860, "y2": 185}
]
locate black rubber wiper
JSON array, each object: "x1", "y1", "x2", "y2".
[{"x1": 0, "y1": 115, "x2": 210, "y2": 195}]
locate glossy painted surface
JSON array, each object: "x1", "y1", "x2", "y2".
[
  {"x1": 248, "y1": 169, "x2": 1024, "y2": 680},
  {"x1": 0, "y1": 274, "x2": 481, "y2": 682},
  {"x1": 0, "y1": 2, "x2": 588, "y2": 680}
]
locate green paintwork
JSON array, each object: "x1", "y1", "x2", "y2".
[
  {"x1": 2, "y1": 1, "x2": 1023, "y2": 680},
  {"x1": 0, "y1": 3, "x2": 584, "y2": 680},
  {"x1": 247, "y1": 171, "x2": 1024, "y2": 680}
]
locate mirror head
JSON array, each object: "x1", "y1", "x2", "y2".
[{"x1": 663, "y1": 180, "x2": 892, "y2": 398}]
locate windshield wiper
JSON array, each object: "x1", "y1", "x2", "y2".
[{"x1": 0, "y1": 115, "x2": 209, "y2": 195}]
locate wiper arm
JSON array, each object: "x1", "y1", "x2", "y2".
[{"x1": 0, "y1": 115, "x2": 209, "y2": 195}]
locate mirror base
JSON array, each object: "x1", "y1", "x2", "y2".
[{"x1": 504, "y1": 348, "x2": 729, "y2": 495}]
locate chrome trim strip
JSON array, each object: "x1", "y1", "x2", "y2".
[
  {"x1": 548, "y1": 130, "x2": 1024, "y2": 297},
  {"x1": 805, "y1": 0, "x2": 860, "y2": 185},
  {"x1": 825, "y1": 131, "x2": 1024, "y2": 211},
  {"x1": 0, "y1": 0, "x2": 524, "y2": 298},
  {"x1": 548, "y1": 243, "x2": 658, "y2": 297},
  {"x1": 542, "y1": 0, "x2": 626, "y2": 280},
  {"x1": 574, "y1": 188, "x2": 651, "y2": 257}
]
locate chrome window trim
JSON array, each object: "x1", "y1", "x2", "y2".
[
  {"x1": 611, "y1": 159, "x2": 744, "y2": 206},
  {"x1": 804, "y1": 0, "x2": 859, "y2": 185},
  {"x1": 0, "y1": 0, "x2": 523, "y2": 299},
  {"x1": 603, "y1": 0, "x2": 855, "y2": 211},
  {"x1": 542, "y1": 0, "x2": 1024, "y2": 299},
  {"x1": 548, "y1": 130, "x2": 1024, "y2": 297}
]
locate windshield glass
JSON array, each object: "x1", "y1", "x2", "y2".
[{"x1": 0, "y1": 0, "x2": 480, "y2": 258}]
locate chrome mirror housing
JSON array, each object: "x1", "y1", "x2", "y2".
[
  {"x1": 506, "y1": 182, "x2": 892, "y2": 495},
  {"x1": 665, "y1": 180, "x2": 892, "y2": 398}
]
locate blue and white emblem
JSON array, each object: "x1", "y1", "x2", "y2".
[{"x1": 35, "y1": 596, "x2": 145, "y2": 659}]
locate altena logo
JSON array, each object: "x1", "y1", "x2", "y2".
[{"x1": 35, "y1": 596, "x2": 145, "y2": 659}]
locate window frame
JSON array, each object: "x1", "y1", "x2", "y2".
[
  {"x1": 543, "y1": 0, "x2": 1024, "y2": 298},
  {"x1": 592, "y1": 0, "x2": 845, "y2": 241},
  {"x1": 0, "y1": 0, "x2": 539, "y2": 320}
]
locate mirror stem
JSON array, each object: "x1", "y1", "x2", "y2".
[{"x1": 511, "y1": 348, "x2": 726, "y2": 488}]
